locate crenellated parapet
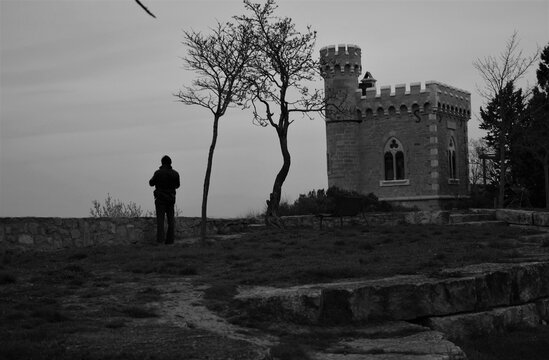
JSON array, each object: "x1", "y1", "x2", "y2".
[
  {"x1": 358, "y1": 81, "x2": 471, "y2": 119},
  {"x1": 320, "y1": 44, "x2": 362, "y2": 78}
]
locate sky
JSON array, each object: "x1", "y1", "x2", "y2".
[{"x1": 1, "y1": 0, "x2": 548, "y2": 218}]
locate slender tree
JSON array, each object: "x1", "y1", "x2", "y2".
[
  {"x1": 238, "y1": 0, "x2": 325, "y2": 226},
  {"x1": 473, "y1": 31, "x2": 538, "y2": 207},
  {"x1": 176, "y1": 21, "x2": 254, "y2": 241}
]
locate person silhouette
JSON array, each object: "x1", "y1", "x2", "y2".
[{"x1": 149, "y1": 155, "x2": 180, "y2": 244}]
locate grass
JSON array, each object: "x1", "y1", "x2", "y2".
[
  {"x1": 0, "y1": 223, "x2": 547, "y2": 359},
  {"x1": 0, "y1": 270, "x2": 16, "y2": 284},
  {"x1": 456, "y1": 325, "x2": 549, "y2": 360}
]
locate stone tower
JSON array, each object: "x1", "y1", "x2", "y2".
[
  {"x1": 320, "y1": 44, "x2": 471, "y2": 210},
  {"x1": 319, "y1": 44, "x2": 363, "y2": 191}
]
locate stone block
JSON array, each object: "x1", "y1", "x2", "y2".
[
  {"x1": 322, "y1": 330, "x2": 465, "y2": 359},
  {"x1": 426, "y1": 302, "x2": 542, "y2": 341},
  {"x1": 533, "y1": 212, "x2": 549, "y2": 227},
  {"x1": 536, "y1": 298, "x2": 549, "y2": 321},
  {"x1": 235, "y1": 285, "x2": 322, "y2": 324},
  {"x1": 404, "y1": 211, "x2": 449, "y2": 225},
  {"x1": 236, "y1": 262, "x2": 549, "y2": 326},
  {"x1": 496, "y1": 209, "x2": 534, "y2": 225},
  {"x1": 18, "y1": 234, "x2": 33, "y2": 245},
  {"x1": 27, "y1": 222, "x2": 39, "y2": 235},
  {"x1": 116, "y1": 225, "x2": 127, "y2": 239}
]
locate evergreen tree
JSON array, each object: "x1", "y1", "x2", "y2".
[
  {"x1": 473, "y1": 32, "x2": 538, "y2": 207},
  {"x1": 520, "y1": 44, "x2": 549, "y2": 207},
  {"x1": 479, "y1": 82, "x2": 527, "y2": 206}
]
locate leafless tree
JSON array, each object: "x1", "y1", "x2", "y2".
[
  {"x1": 237, "y1": 0, "x2": 325, "y2": 226},
  {"x1": 473, "y1": 31, "x2": 539, "y2": 207},
  {"x1": 469, "y1": 138, "x2": 496, "y2": 189},
  {"x1": 176, "y1": 21, "x2": 254, "y2": 241}
]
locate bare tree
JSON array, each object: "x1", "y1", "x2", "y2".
[
  {"x1": 176, "y1": 21, "x2": 254, "y2": 241},
  {"x1": 473, "y1": 31, "x2": 539, "y2": 207},
  {"x1": 238, "y1": 0, "x2": 325, "y2": 226},
  {"x1": 469, "y1": 138, "x2": 496, "y2": 189}
]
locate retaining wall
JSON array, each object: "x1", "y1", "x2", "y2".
[
  {"x1": 2, "y1": 209, "x2": 548, "y2": 251},
  {"x1": 0, "y1": 217, "x2": 249, "y2": 250},
  {"x1": 495, "y1": 209, "x2": 549, "y2": 227}
]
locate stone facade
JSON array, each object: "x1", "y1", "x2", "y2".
[{"x1": 320, "y1": 44, "x2": 471, "y2": 209}]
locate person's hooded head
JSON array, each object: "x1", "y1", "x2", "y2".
[{"x1": 161, "y1": 155, "x2": 172, "y2": 167}]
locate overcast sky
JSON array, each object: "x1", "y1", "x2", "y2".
[{"x1": 1, "y1": 0, "x2": 547, "y2": 218}]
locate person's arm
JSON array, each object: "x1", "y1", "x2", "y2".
[
  {"x1": 174, "y1": 172, "x2": 180, "y2": 189},
  {"x1": 149, "y1": 171, "x2": 157, "y2": 187}
]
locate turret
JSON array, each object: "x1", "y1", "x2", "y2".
[
  {"x1": 320, "y1": 44, "x2": 362, "y2": 121},
  {"x1": 320, "y1": 44, "x2": 363, "y2": 192}
]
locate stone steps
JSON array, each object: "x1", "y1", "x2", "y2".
[
  {"x1": 449, "y1": 213, "x2": 496, "y2": 224},
  {"x1": 235, "y1": 262, "x2": 549, "y2": 326},
  {"x1": 450, "y1": 220, "x2": 507, "y2": 227},
  {"x1": 306, "y1": 322, "x2": 466, "y2": 360},
  {"x1": 237, "y1": 262, "x2": 549, "y2": 358}
]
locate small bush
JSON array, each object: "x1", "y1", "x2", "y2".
[{"x1": 90, "y1": 193, "x2": 144, "y2": 217}]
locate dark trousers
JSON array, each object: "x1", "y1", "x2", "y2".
[{"x1": 155, "y1": 201, "x2": 175, "y2": 244}]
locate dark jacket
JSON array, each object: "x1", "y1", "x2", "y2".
[{"x1": 149, "y1": 165, "x2": 180, "y2": 204}]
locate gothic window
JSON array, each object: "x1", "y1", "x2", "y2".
[
  {"x1": 384, "y1": 138, "x2": 405, "y2": 181},
  {"x1": 448, "y1": 137, "x2": 457, "y2": 179}
]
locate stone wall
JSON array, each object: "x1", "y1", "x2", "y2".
[
  {"x1": 2, "y1": 209, "x2": 548, "y2": 251},
  {"x1": 495, "y1": 209, "x2": 549, "y2": 227},
  {"x1": 0, "y1": 217, "x2": 250, "y2": 250}
]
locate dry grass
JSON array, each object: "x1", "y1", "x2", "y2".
[{"x1": 0, "y1": 223, "x2": 547, "y2": 359}]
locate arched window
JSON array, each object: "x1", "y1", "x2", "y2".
[
  {"x1": 448, "y1": 137, "x2": 457, "y2": 179},
  {"x1": 384, "y1": 138, "x2": 405, "y2": 180}
]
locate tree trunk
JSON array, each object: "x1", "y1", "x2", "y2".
[
  {"x1": 543, "y1": 159, "x2": 549, "y2": 209},
  {"x1": 498, "y1": 139, "x2": 506, "y2": 208},
  {"x1": 265, "y1": 129, "x2": 291, "y2": 227},
  {"x1": 201, "y1": 116, "x2": 220, "y2": 242}
]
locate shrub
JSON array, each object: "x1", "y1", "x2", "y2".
[
  {"x1": 278, "y1": 187, "x2": 395, "y2": 216},
  {"x1": 90, "y1": 193, "x2": 144, "y2": 217}
]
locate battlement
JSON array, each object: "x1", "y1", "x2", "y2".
[
  {"x1": 362, "y1": 81, "x2": 470, "y2": 99},
  {"x1": 320, "y1": 44, "x2": 361, "y2": 57},
  {"x1": 360, "y1": 81, "x2": 471, "y2": 118},
  {"x1": 320, "y1": 44, "x2": 362, "y2": 78}
]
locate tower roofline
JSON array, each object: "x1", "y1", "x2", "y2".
[
  {"x1": 319, "y1": 44, "x2": 361, "y2": 54},
  {"x1": 361, "y1": 81, "x2": 470, "y2": 99}
]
